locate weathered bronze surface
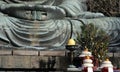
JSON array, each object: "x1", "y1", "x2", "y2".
[{"x1": 0, "y1": 0, "x2": 119, "y2": 51}]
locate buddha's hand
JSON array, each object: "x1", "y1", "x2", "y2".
[
  {"x1": 0, "y1": 3, "x2": 34, "y2": 11},
  {"x1": 35, "y1": 5, "x2": 66, "y2": 19}
]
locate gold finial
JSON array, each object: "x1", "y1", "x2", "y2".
[
  {"x1": 67, "y1": 38, "x2": 76, "y2": 45},
  {"x1": 84, "y1": 46, "x2": 88, "y2": 52},
  {"x1": 106, "y1": 58, "x2": 109, "y2": 61}
]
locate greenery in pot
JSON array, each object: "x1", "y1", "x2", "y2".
[{"x1": 76, "y1": 23, "x2": 110, "y2": 63}]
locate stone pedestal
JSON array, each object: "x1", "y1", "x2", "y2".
[{"x1": 0, "y1": 49, "x2": 67, "y2": 69}]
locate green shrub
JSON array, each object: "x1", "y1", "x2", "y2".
[{"x1": 76, "y1": 23, "x2": 110, "y2": 62}]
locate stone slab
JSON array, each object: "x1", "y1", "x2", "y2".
[
  {"x1": 29, "y1": 56, "x2": 40, "y2": 68},
  {"x1": 13, "y1": 50, "x2": 38, "y2": 56},
  {"x1": 0, "y1": 50, "x2": 12, "y2": 55},
  {"x1": 0, "y1": 50, "x2": 120, "y2": 57},
  {"x1": 67, "y1": 68, "x2": 81, "y2": 72},
  {"x1": 107, "y1": 53, "x2": 120, "y2": 57},
  {"x1": 0, "y1": 56, "x2": 68, "y2": 68},
  {"x1": 40, "y1": 51, "x2": 65, "y2": 56}
]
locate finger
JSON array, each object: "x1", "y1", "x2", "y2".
[{"x1": 35, "y1": 5, "x2": 56, "y2": 11}]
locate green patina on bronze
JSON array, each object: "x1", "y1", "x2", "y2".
[{"x1": 0, "y1": 0, "x2": 119, "y2": 51}]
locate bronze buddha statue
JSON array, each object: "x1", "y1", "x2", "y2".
[{"x1": 0, "y1": 0, "x2": 119, "y2": 51}]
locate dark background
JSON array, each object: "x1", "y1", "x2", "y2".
[{"x1": 87, "y1": 0, "x2": 120, "y2": 17}]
